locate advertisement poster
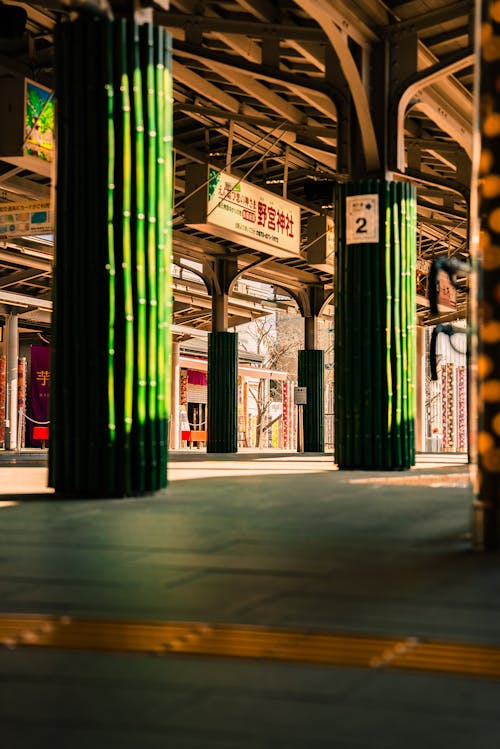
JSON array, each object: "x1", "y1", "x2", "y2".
[
  {"x1": 29, "y1": 345, "x2": 50, "y2": 445},
  {"x1": 24, "y1": 81, "x2": 54, "y2": 164},
  {"x1": 0, "y1": 201, "x2": 52, "y2": 238}
]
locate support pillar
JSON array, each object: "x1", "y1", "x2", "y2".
[
  {"x1": 334, "y1": 180, "x2": 417, "y2": 469},
  {"x1": 5, "y1": 313, "x2": 18, "y2": 451},
  {"x1": 50, "y1": 14, "x2": 173, "y2": 496},
  {"x1": 298, "y1": 349, "x2": 324, "y2": 453},
  {"x1": 297, "y1": 287, "x2": 326, "y2": 453},
  {"x1": 207, "y1": 332, "x2": 238, "y2": 453},
  {"x1": 472, "y1": 0, "x2": 500, "y2": 548},
  {"x1": 170, "y1": 341, "x2": 180, "y2": 450},
  {"x1": 206, "y1": 257, "x2": 238, "y2": 453}
]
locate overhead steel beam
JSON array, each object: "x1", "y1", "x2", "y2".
[
  {"x1": 173, "y1": 61, "x2": 334, "y2": 171},
  {"x1": 174, "y1": 104, "x2": 337, "y2": 137},
  {"x1": 0, "y1": 174, "x2": 50, "y2": 200},
  {"x1": 173, "y1": 44, "x2": 350, "y2": 168},
  {"x1": 232, "y1": 0, "x2": 278, "y2": 23},
  {"x1": 156, "y1": 12, "x2": 325, "y2": 41},
  {"x1": 0, "y1": 289, "x2": 52, "y2": 310},
  {"x1": 0, "y1": 249, "x2": 51, "y2": 271},
  {"x1": 392, "y1": 47, "x2": 474, "y2": 171},
  {"x1": 291, "y1": 0, "x2": 380, "y2": 172},
  {"x1": 0, "y1": 268, "x2": 50, "y2": 288},
  {"x1": 385, "y1": 0, "x2": 473, "y2": 36}
]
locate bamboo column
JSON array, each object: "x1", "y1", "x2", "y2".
[
  {"x1": 334, "y1": 180, "x2": 417, "y2": 469},
  {"x1": 473, "y1": 0, "x2": 500, "y2": 546},
  {"x1": 207, "y1": 332, "x2": 238, "y2": 453},
  {"x1": 50, "y1": 15, "x2": 173, "y2": 496}
]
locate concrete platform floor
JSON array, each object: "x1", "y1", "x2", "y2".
[{"x1": 2, "y1": 451, "x2": 500, "y2": 749}]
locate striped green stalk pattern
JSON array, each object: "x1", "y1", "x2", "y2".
[
  {"x1": 298, "y1": 350, "x2": 324, "y2": 453},
  {"x1": 207, "y1": 332, "x2": 238, "y2": 453},
  {"x1": 49, "y1": 16, "x2": 173, "y2": 496},
  {"x1": 334, "y1": 180, "x2": 417, "y2": 470}
]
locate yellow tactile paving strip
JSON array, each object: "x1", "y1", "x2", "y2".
[{"x1": 1, "y1": 614, "x2": 499, "y2": 680}]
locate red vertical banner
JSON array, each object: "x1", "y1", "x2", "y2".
[
  {"x1": 283, "y1": 381, "x2": 289, "y2": 449},
  {"x1": 17, "y1": 357, "x2": 27, "y2": 448},
  {"x1": 30, "y1": 346, "x2": 50, "y2": 445},
  {"x1": 457, "y1": 366, "x2": 467, "y2": 453},
  {"x1": 180, "y1": 370, "x2": 188, "y2": 406},
  {"x1": 237, "y1": 375, "x2": 243, "y2": 446},
  {"x1": 0, "y1": 356, "x2": 5, "y2": 448}
]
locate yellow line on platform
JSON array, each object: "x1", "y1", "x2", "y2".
[{"x1": 1, "y1": 614, "x2": 499, "y2": 680}]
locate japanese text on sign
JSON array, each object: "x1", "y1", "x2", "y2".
[
  {"x1": 206, "y1": 168, "x2": 301, "y2": 255},
  {"x1": 346, "y1": 194, "x2": 379, "y2": 244}
]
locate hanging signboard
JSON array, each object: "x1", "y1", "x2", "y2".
[
  {"x1": 416, "y1": 257, "x2": 457, "y2": 311},
  {"x1": 306, "y1": 214, "x2": 334, "y2": 271},
  {"x1": 346, "y1": 194, "x2": 379, "y2": 244},
  {"x1": 0, "y1": 201, "x2": 52, "y2": 238},
  {"x1": 185, "y1": 164, "x2": 301, "y2": 258},
  {"x1": 0, "y1": 77, "x2": 54, "y2": 177}
]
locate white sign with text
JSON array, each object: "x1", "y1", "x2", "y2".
[{"x1": 346, "y1": 194, "x2": 379, "y2": 244}]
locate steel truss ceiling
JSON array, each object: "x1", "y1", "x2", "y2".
[{"x1": 0, "y1": 0, "x2": 474, "y2": 332}]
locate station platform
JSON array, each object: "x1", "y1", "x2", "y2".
[{"x1": 1, "y1": 452, "x2": 499, "y2": 748}]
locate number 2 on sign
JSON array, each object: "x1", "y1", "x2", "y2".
[{"x1": 345, "y1": 194, "x2": 379, "y2": 244}]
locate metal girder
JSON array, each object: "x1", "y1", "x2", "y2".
[
  {"x1": 300, "y1": 0, "x2": 384, "y2": 47},
  {"x1": 156, "y1": 13, "x2": 324, "y2": 41},
  {"x1": 0, "y1": 268, "x2": 50, "y2": 288},
  {"x1": 172, "y1": 61, "x2": 332, "y2": 175},
  {"x1": 228, "y1": 256, "x2": 272, "y2": 295},
  {"x1": 0, "y1": 174, "x2": 50, "y2": 200},
  {"x1": 292, "y1": 0, "x2": 380, "y2": 172},
  {"x1": 296, "y1": 285, "x2": 331, "y2": 319},
  {"x1": 385, "y1": 0, "x2": 473, "y2": 36},
  {"x1": 0, "y1": 249, "x2": 51, "y2": 272},
  {"x1": 162, "y1": 0, "x2": 263, "y2": 63},
  {"x1": 391, "y1": 46, "x2": 474, "y2": 171},
  {"x1": 183, "y1": 53, "x2": 339, "y2": 165},
  {"x1": 0, "y1": 289, "x2": 52, "y2": 310},
  {"x1": 173, "y1": 228, "x2": 325, "y2": 289},
  {"x1": 173, "y1": 60, "x2": 239, "y2": 113},
  {"x1": 423, "y1": 25, "x2": 470, "y2": 48},
  {"x1": 402, "y1": 167, "x2": 470, "y2": 201},
  {"x1": 173, "y1": 104, "x2": 336, "y2": 138},
  {"x1": 232, "y1": 0, "x2": 278, "y2": 23},
  {"x1": 173, "y1": 44, "x2": 346, "y2": 166}
]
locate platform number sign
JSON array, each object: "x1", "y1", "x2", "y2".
[{"x1": 346, "y1": 194, "x2": 379, "y2": 244}]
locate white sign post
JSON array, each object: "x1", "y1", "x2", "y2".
[
  {"x1": 294, "y1": 386, "x2": 307, "y2": 406},
  {"x1": 294, "y1": 387, "x2": 307, "y2": 453},
  {"x1": 346, "y1": 194, "x2": 379, "y2": 244}
]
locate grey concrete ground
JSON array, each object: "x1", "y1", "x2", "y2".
[{"x1": 1, "y1": 451, "x2": 499, "y2": 749}]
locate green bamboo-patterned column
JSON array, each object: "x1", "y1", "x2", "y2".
[
  {"x1": 298, "y1": 349, "x2": 324, "y2": 452},
  {"x1": 334, "y1": 180, "x2": 417, "y2": 470},
  {"x1": 49, "y1": 15, "x2": 173, "y2": 496},
  {"x1": 472, "y1": 0, "x2": 500, "y2": 548},
  {"x1": 207, "y1": 332, "x2": 238, "y2": 453}
]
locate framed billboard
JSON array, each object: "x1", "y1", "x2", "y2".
[
  {"x1": 185, "y1": 164, "x2": 301, "y2": 258},
  {"x1": 0, "y1": 77, "x2": 54, "y2": 176},
  {"x1": 0, "y1": 201, "x2": 52, "y2": 238}
]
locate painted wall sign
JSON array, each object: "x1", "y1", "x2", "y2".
[
  {"x1": 185, "y1": 165, "x2": 301, "y2": 257},
  {"x1": 346, "y1": 194, "x2": 379, "y2": 244},
  {"x1": 0, "y1": 201, "x2": 52, "y2": 237}
]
